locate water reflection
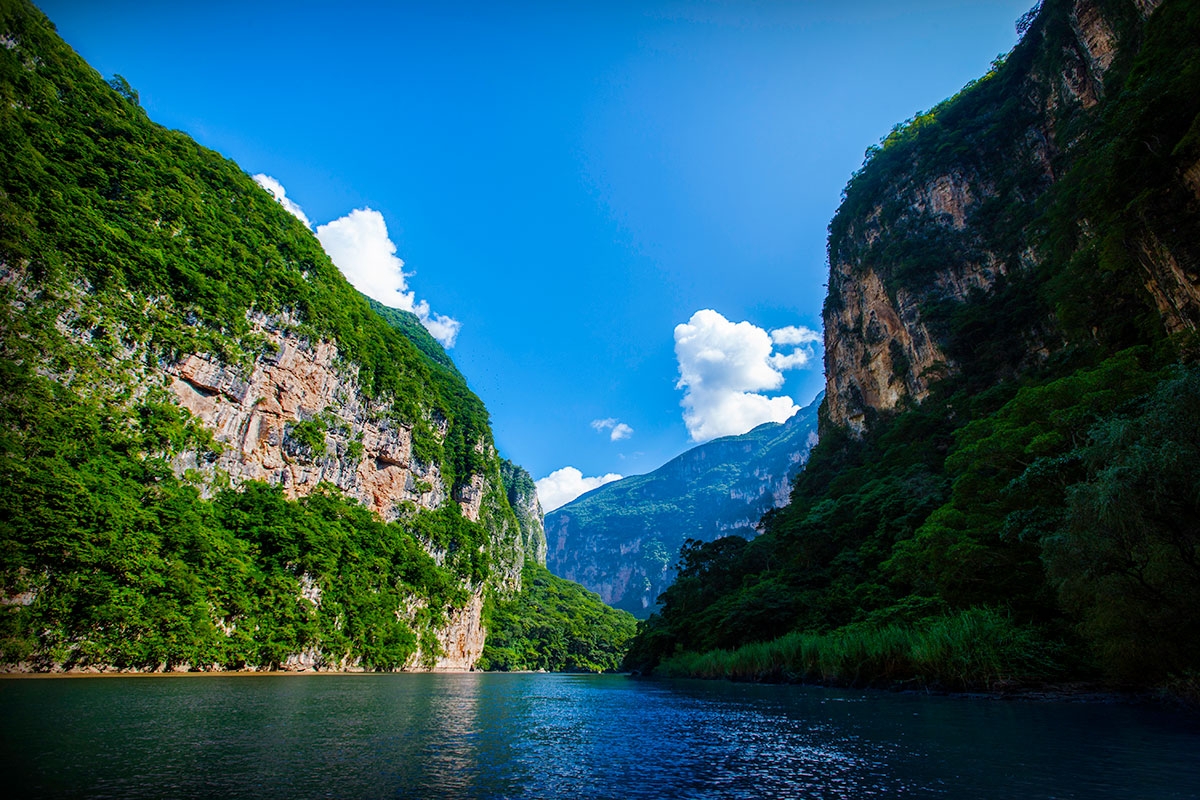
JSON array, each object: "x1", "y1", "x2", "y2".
[{"x1": 1, "y1": 673, "x2": 1197, "y2": 799}]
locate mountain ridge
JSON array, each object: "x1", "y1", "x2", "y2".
[{"x1": 546, "y1": 395, "x2": 820, "y2": 617}]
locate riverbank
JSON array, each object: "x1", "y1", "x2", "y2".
[
  {"x1": 645, "y1": 608, "x2": 1200, "y2": 710},
  {"x1": 644, "y1": 670, "x2": 1200, "y2": 711},
  {"x1": 0, "y1": 663, "x2": 479, "y2": 677}
]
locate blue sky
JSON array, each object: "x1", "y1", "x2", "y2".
[{"x1": 39, "y1": 0, "x2": 1032, "y2": 508}]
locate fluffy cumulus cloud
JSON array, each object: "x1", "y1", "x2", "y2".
[
  {"x1": 535, "y1": 467, "x2": 623, "y2": 512},
  {"x1": 674, "y1": 310, "x2": 819, "y2": 443},
  {"x1": 252, "y1": 176, "x2": 461, "y2": 347},
  {"x1": 315, "y1": 208, "x2": 462, "y2": 347},
  {"x1": 253, "y1": 174, "x2": 312, "y2": 229},
  {"x1": 591, "y1": 418, "x2": 634, "y2": 441}
]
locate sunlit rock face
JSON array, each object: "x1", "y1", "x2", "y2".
[
  {"x1": 166, "y1": 319, "x2": 451, "y2": 521},
  {"x1": 501, "y1": 460, "x2": 548, "y2": 567}
]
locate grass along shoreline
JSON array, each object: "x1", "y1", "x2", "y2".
[{"x1": 652, "y1": 607, "x2": 1065, "y2": 690}]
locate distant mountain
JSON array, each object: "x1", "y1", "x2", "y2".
[{"x1": 545, "y1": 395, "x2": 821, "y2": 617}]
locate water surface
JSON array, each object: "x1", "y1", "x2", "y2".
[{"x1": 1, "y1": 673, "x2": 1197, "y2": 798}]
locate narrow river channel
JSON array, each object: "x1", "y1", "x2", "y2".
[{"x1": 2, "y1": 673, "x2": 1197, "y2": 798}]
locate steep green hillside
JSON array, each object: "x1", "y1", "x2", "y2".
[
  {"x1": 364, "y1": 295, "x2": 462, "y2": 378},
  {"x1": 627, "y1": 0, "x2": 1200, "y2": 691},
  {"x1": 500, "y1": 459, "x2": 548, "y2": 566},
  {"x1": 478, "y1": 561, "x2": 637, "y2": 673},
  {"x1": 0, "y1": 0, "x2": 526, "y2": 671},
  {"x1": 547, "y1": 396, "x2": 819, "y2": 617}
]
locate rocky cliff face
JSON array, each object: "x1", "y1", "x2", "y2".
[
  {"x1": 161, "y1": 320, "x2": 518, "y2": 671},
  {"x1": 167, "y1": 321, "x2": 448, "y2": 522},
  {"x1": 824, "y1": 0, "x2": 1195, "y2": 433},
  {"x1": 545, "y1": 396, "x2": 820, "y2": 617},
  {"x1": 0, "y1": 1, "x2": 526, "y2": 673},
  {"x1": 3, "y1": 270, "x2": 520, "y2": 672},
  {"x1": 500, "y1": 459, "x2": 547, "y2": 566}
]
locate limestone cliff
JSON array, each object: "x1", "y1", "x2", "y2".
[
  {"x1": 824, "y1": 0, "x2": 1197, "y2": 433},
  {"x1": 0, "y1": 0, "x2": 526, "y2": 673},
  {"x1": 161, "y1": 317, "x2": 521, "y2": 671}
]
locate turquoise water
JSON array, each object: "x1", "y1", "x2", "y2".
[{"x1": 1, "y1": 673, "x2": 1197, "y2": 798}]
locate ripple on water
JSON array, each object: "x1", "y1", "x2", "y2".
[{"x1": 1, "y1": 674, "x2": 1198, "y2": 799}]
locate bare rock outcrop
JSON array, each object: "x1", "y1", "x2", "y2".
[
  {"x1": 165, "y1": 319, "x2": 451, "y2": 521},
  {"x1": 823, "y1": 0, "x2": 1186, "y2": 433}
]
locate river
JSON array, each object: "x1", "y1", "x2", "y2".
[{"x1": 1, "y1": 673, "x2": 1197, "y2": 798}]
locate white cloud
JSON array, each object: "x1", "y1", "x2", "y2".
[
  {"x1": 591, "y1": 418, "x2": 634, "y2": 441},
  {"x1": 314, "y1": 206, "x2": 462, "y2": 348},
  {"x1": 536, "y1": 467, "x2": 623, "y2": 512},
  {"x1": 768, "y1": 350, "x2": 812, "y2": 370},
  {"x1": 419, "y1": 312, "x2": 462, "y2": 348},
  {"x1": 253, "y1": 174, "x2": 312, "y2": 229},
  {"x1": 768, "y1": 324, "x2": 821, "y2": 372},
  {"x1": 674, "y1": 309, "x2": 819, "y2": 442},
  {"x1": 770, "y1": 325, "x2": 821, "y2": 346},
  {"x1": 610, "y1": 422, "x2": 634, "y2": 441}
]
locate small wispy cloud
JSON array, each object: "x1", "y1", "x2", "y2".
[
  {"x1": 674, "y1": 310, "x2": 820, "y2": 442},
  {"x1": 591, "y1": 418, "x2": 635, "y2": 441},
  {"x1": 770, "y1": 325, "x2": 821, "y2": 346},
  {"x1": 535, "y1": 467, "x2": 623, "y2": 512}
]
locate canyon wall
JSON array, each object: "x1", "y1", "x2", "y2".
[{"x1": 824, "y1": 0, "x2": 1197, "y2": 433}]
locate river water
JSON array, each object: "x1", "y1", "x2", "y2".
[{"x1": 1, "y1": 673, "x2": 1197, "y2": 799}]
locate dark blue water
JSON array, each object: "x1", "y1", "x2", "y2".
[{"x1": 1, "y1": 673, "x2": 1197, "y2": 799}]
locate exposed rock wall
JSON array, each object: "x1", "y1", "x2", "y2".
[
  {"x1": 23, "y1": 294, "x2": 520, "y2": 672},
  {"x1": 824, "y1": 0, "x2": 1193, "y2": 433},
  {"x1": 165, "y1": 319, "x2": 451, "y2": 521},
  {"x1": 161, "y1": 321, "x2": 525, "y2": 669},
  {"x1": 500, "y1": 459, "x2": 547, "y2": 566}
]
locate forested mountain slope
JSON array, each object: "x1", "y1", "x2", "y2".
[
  {"x1": 0, "y1": 0, "x2": 531, "y2": 671},
  {"x1": 627, "y1": 0, "x2": 1200, "y2": 691},
  {"x1": 547, "y1": 396, "x2": 819, "y2": 618}
]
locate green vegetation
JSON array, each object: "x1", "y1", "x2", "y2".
[
  {"x1": 657, "y1": 608, "x2": 1060, "y2": 689},
  {"x1": 478, "y1": 561, "x2": 637, "y2": 673},
  {"x1": 0, "y1": 0, "x2": 531, "y2": 669},
  {"x1": 499, "y1": 458, "x2": 548, "y2": 565},
  {"x1": 0, "y1": 0, "x2": 490, "y2": 493},
  {"x1": 286, "y1": 419, "x2": 327, "y2": 458},
  {"x1": 628, "y1": 0, "x2": 1200, "y2": 691},
  {"x1": 364, "y1": 296, "x2": 461, "y2": 377},
  {"x1": 0, "y1": 360, "x2": 482, "y2": 670}
]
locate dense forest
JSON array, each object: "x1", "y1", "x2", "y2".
[
  {"x1": 627, "y1": 0, "x2": 1200, "y2": 695},
  {"x1": 480, "y1": 561, "x2": 637, "y2": 673},
  {"x1": 0, "y1": 0, "x2": 631, "y2": 672}
]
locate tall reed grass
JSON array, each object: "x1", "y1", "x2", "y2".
[{"x1": 656, "y1": 607, "x2": 1060, "y2": 689}]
